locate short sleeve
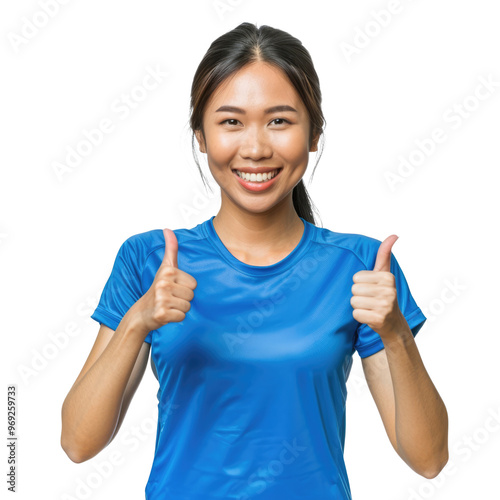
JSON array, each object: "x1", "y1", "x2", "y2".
[
  {"x1": 91, "y1": 237, "x2": 153, "y2": 344},
  {"x1": 354, "y1": 249, "x2": 426, "y2": 359}
]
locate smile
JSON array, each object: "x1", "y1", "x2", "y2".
[
  {"x1": 234, "y1": 169, "x2": 280, "y2": 182},
  {"x1": 232, "y1": 168, "x2": 283, "y2": 192}
]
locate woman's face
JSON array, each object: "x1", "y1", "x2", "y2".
[{"x1": 196, "y1": 60, "x2": 319, "y2": 215}]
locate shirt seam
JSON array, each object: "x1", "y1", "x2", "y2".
[
  {"x1": 357, "y1": 306, "x2": 423, "y2": 335},
  {"x1": 356, "y1": 307, "x2": 425, "y2": 354},
  {"x1": 92, "y1": 307, "x2": 153, "y2": 343},
  {"x1": 92, "y1": 306, "x2": 121, "y2": 329},
  {"x1": 312, "y1": 237, "x2": 373, "y2": 271}
]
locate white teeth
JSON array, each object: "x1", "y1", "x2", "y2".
[{"x1": 235, "y1": 169, "x2": 279, "y2": 182}]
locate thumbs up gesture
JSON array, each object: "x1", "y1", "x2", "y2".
[
  {"x1": 135, "y1": 228, "x2": 198, "y2": 333},
  {"x1": 351, "y1": 235, "x2": 407, "y2": 342}
]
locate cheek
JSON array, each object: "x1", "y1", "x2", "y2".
[
  {"x1": 206, "y1": 131, "x2": 237, "y2": 163},
  {"x1": 275, "y1": 130, "x2": 310, "y2": 160},
  {"x1": 272, "y1": 123, "x2": 309, "y2": 148}
]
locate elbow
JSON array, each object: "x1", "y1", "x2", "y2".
[
  {"x1": 61, "y1": 417, "x2": 83, "y2": 463},
  {"x1": 420, "y1": 450, "x2": 449, "y2": 479},
  {"x1": 60, "y1": 421, "x2": 96, "y2": 464},
  {"x1": 60, "y1": 403, "x2": 94, "y2": 464},
  {"x1": 60, "y1": 426, "x2": 109, "y2": 464},
  {"x1": 61, "y1": 440, "x2": 86, "y2": 464},
  {"x1": 60, "y1": 432, "x2": 90, "y2": 464}
]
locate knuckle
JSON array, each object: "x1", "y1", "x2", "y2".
[
  {"x1": 152, "y1": 307, "x2": 167, "y2": 322},
  {"x1": 155, "y1": 279, "x2": 168, "y2": 289},
  {"x1": 156, "y1": 279, "x2": 174, "y2": 292},
  {"x1": 162, "y1": 266, "x2": 177, "y2": 277}
]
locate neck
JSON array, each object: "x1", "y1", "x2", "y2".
[{"x1": 212, "y1": 196, "x2": 304, "y2": 263}]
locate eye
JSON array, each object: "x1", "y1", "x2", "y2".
[
  {"x1": 270, "y1": 118, "x2": 291, "y2": 126},
  {"x1": 220, "y1": 119, "x2": 240, "y2": 126},
  {"x1": 220, "y1": 118, "x2": 291, "y2": 126}
]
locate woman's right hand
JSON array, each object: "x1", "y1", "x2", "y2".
[{"x1": 134, "y1": 228, "x2": 198, "y2": 334}]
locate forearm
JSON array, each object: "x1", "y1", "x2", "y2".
[
  {"x1": 383, "y1": 326, "x2": 449, "y2": 478},
  {"x1": 61, "y1": 305, "x2": 148, "y2": 462}
]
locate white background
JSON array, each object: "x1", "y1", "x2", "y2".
[{"x1": 2, "y1": 0, "x2": 499, "y2": 499}]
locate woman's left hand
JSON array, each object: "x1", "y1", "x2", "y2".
[{"x1": 351, "y1": 235, "x2": 408, "y2": 342}]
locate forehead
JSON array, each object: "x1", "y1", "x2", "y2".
[{"x1": 205, "y1": 61, "x2": 303, "y2": 112}]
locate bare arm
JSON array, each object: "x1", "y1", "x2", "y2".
[
  {"x1": 61, "y1": 228, "x2": 197, "y2": 463},
  {"x1": 60, "y1": 303, "x2": 150, "y2": 463},
  {"x1": 361, "y1": 331, "x2": 449, "y2": 479}
]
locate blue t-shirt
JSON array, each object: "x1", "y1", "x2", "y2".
[{"x1": 91, "y1": 215, "x2": 426, "y2": 499}]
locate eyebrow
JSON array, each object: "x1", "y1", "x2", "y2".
[{"x1": 215, "y1": 105, "x2": 298, "y2": 114}]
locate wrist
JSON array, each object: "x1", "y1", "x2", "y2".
[
  {"x1": 381, "y1": 324, "x2": 413, "y2": 350},
  {"x1": 123, "y1": 302, "x2": 151, "y2": 340}
]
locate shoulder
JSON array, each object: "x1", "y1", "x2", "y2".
[
  {"x1": 121, "y1": 223, "x2": 206, "y2": 262},
  {"x1": 310, "y1": 223, "x2": 382, "y2": 269},
  {"x1": 123, "y1": 229, "x2": 164, "y2": 251},
  {"x1": 117, "y1": 229, "x2": 163, "y2": 263}
]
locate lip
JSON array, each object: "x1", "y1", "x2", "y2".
[
  {"x1": 233, "y1": 168, "x2": 282, "y2": 192},
  {"x1": 233, "y1": 167, "x2": 280, "y2": 174}
]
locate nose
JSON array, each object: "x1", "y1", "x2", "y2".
[{"x1": 239, "y1": 125, "x2": 273, "y2": 160}]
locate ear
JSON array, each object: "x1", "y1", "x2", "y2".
[
  {"x1": 309, "y1": 131, "x2": 321, "y2": 153},
  {"x1": 195, "y1": 129, "x2": 206, "y2": 154}
]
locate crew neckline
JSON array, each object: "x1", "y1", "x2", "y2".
[{"x1": 204, "y1": 215, "x2": 313, "y2": 276}]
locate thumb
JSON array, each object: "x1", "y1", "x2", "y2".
[
  {"x1": 162, "y1": 228, "x2": 178, "y2": 268},
  {"x1": 372, "y1": 234, "x2": 398, "y2": 272}
]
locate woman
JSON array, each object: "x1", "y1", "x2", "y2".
[{"x1": 61, "y1": 22, "x2": 449, "y2": 499}]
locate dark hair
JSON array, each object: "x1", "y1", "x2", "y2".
[{"x1": 189, "y1": 22, "x2": 326, "y2": 226}]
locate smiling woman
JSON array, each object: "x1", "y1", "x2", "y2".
[
  {"x1": 189, "y1": 23, "x2": 324, "y2": 229},
  {"x1": 61, "y1": 21, "x2": 448, "y2": 500},
  {"x1": 197, "y1": 61, "x2": 313, "y2": 206}
]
